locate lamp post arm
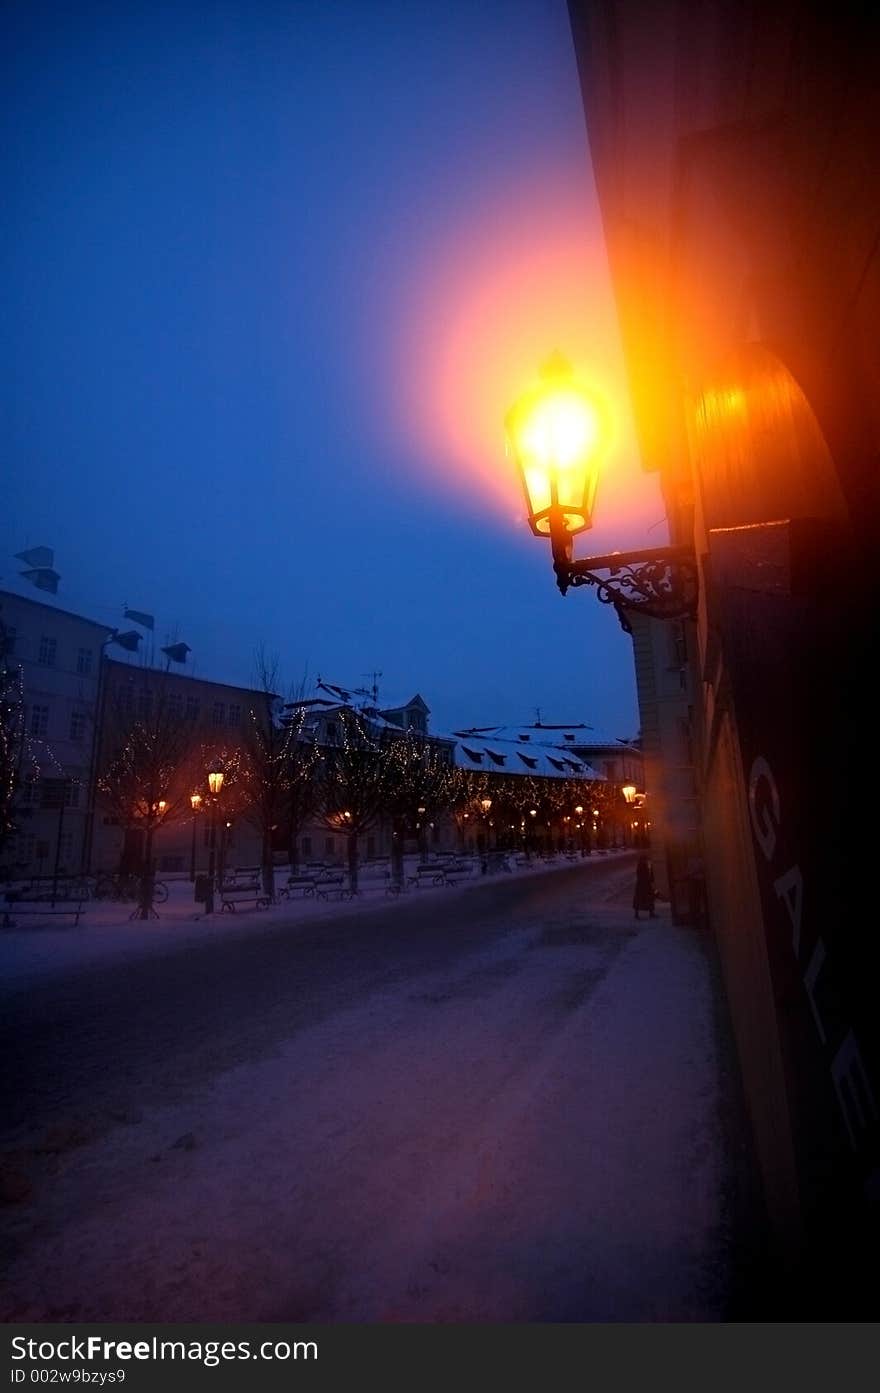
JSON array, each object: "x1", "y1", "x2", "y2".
[{"x1": 552, "y1": 544, "x2": 699, "y2": 632}]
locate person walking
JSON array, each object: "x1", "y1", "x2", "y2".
[{"x1": 633, "y1": 855, "x2": 656, "y2": 919}]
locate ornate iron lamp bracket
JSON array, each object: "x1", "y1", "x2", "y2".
[{"x1": 551, "y1": 544, "x2": 699, "y2": 634}]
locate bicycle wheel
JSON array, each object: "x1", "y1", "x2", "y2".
[{"x1": 152, "y1": 880, "x2": 169, "y2": 904}]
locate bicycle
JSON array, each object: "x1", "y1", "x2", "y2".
[{"x1": 93, "y1": 872, "x2": 169, "y2": 904}]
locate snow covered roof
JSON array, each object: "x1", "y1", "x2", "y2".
[
  {"x1": 452, "y1": 722, "x2": 639, "y2": 756},
  {"x1": 443, "y1": 730, "x2": 603, "y2": 782}
]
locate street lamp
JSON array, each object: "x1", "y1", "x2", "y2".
[
  {"x1": 506, "y1": 355, "x2": 698, "y2": 631},
  {"x1": 622, "y1": 784, "x2": 637, "y2": 805},
  {"x1": 205, "y1": 768, "x2": 225, "y2": 915},
  {"x1": 189, "y1": 793, "x2": 202, "y2": 882}
]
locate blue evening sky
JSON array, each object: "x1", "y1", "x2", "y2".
[{"x1": 2, "y1": 0, "x2": 666, "y2": 737}]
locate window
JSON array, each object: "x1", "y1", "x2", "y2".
[
  {"x1": 1, "y1": 626, "x2": 16, "y2": 657},
  {"x1": 21, "y1": 779, "x2": 40, "y2": 807},
  {"x1": 138, "y1": 690, "x2": 153, "y2": 720},
  {"x1": 186, "y1": 696, "x2": 200, "y2": 722},
  {"x1": 166, "y1": 692, "x2": 183, "y2": 720},
  {"x1": 326, "y1": 722, "x2": 338, "y2": 744},
  {"x1": 227, "y1": 703, "x2": 241, "y2": 726},
  {"x1": 462, "y1": 746, "x2": 484, "y2": 764},
  {"x1": 76, "y1": 647, "x2": 93, "y2": 675},
  {"x1": 604, "y1": 760, "x2": 618, "y2": 780},
  {"x1": 30, "y1": 704, "x2": 49, "y2": 738},
  {"x1": 70, "y1": 710, "x2": 87, "y2": 742},
  {"x1": 212, "y1": 702, "x2": 226, "y2": 726},
  {"x1": 38, "y1": 635, "x2": 57, "y2": 666},
  {"x1": 301, "y1": 836, "x2": 312, "y2": 856},
  {"x1": 517, "y1": 753, "x2": 538, "y2": 770},
  {"x1": 63, "y1": 782, "x2": 80, "y2": 809}
]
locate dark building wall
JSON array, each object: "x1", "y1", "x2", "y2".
[{"x1": 568, "y1": 0, "x2": 879, "y2": 1311}]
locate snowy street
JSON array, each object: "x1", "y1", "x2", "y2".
[{"x1": 1, "y1": 854, "x2": 744, "y2": 1321}]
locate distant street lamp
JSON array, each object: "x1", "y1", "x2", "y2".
[
  {"x1": 506, "y1": 356, "x2": 698, "y2": 630},
  {"x1": 189, "y1": 792, "x2": 202, "y2": 882}
]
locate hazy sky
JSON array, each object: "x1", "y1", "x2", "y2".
[{"x1": 3, "y1": 0, "x2": 667, "y2": 737}]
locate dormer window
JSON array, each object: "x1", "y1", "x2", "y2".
[
  {"x1": 517, "y1": 753, "x2": 538, "y2": 769},
  {"x1": 462, "y1": 746, "x2": 484, "y2": 764},
  {"x1": 486, "y1": 750, "x2": 506, "y2": 766}
]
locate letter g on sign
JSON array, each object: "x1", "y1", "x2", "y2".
[{"x1": 748, "y1": 756, "x2": 780, "y2": 862}]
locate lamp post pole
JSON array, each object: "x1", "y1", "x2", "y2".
[
  {"x1": 204, "y1": 769, "x2": 224, "y2": 915},
  {"x1": 189, "y1": 793, "x2": 201, "y2": 882}
]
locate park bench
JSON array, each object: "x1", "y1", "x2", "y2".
[
  {"x1": 281, "y1": 875, "x2": 317, "y2": 899},
  {"x1": 445, "y1": 860, "x2": 477, "y2": 882},
  {"x1": 314, "y1": 871, "x2": 351, "y2": 901},
  {"x1": 408, "y1": 865, "x2": 448, "y2": 889},
  {"x1": 2, "y1": 887, "x2": 87, "y2": 927},
  {"x1": 219, "y1": 871, "x2": 270, "y2": 913},
  {"x1": 353, "y1": 871, "x2": 402, "y2": 898}
]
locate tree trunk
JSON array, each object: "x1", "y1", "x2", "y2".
[
  {"x1": 347, "y1": 830, "x2": 359, "y2": 895},
  {"x1": 288, "y1": 826, "x2": 300, "y2": 874},
  {"x1": 261, "y1": 829, "x2": 275, "y2": 902},
  {"x1": 137, "y1": 824, "x2": 155, "y2": 920},
  {"x1": 391, "y1": 819, "x2": 405, "y2": 890}
]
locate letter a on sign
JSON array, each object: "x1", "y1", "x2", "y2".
[{"x1": 774, "y1": 864, "x2": 804, "y2": 958}]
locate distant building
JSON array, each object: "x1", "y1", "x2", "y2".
[
  {"x1": 91, "y1": 658, "x2": 274, "y2": 876},
  {"x1": 0, "y1": 587, "x2": 112, "y2": 878}
]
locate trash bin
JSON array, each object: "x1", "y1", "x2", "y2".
[{"x1": 194, "y1": 874, "x2": 211, "y2": 903}]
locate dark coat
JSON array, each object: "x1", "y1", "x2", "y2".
[{"x1": 633, "y1": 858, "x2": 655, "y2": 912}]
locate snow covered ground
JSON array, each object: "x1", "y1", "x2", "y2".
[
  {"x1": 0, "y1": 851, "x2": 630, "y2": 987},
  {"x1": 0, "y1": 855, "x2": 739, "y2": 1322}
]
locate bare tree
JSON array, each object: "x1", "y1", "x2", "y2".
[
  {"x1": 281, "y1": 700, "x2": 320, "y2": 874},
  {"x1": 97, "y1": 679, "x2": 195, "y2": 918},
  {"x1": 237, "y1": 650, "x2": 287, "y2": 901},
  {"x1": 383, "y1": 730, "x2": 461, "y2": 887},
  {"x1": 313, "y1": 709, "x2": 391, "y2": 894},
  {"x1": 0, "y1": 617, "x2": 29, "y2": 865}
]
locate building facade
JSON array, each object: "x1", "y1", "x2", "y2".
[
  {"x1": 91, "y1": 658, "x2": 272, "y2": 877},
  {"x1": 568, "y1": 0, "x2": 879, "y2": 1311},
  {"x1": 0, "y1": 587, "x2": 111, "y2": 878}
]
